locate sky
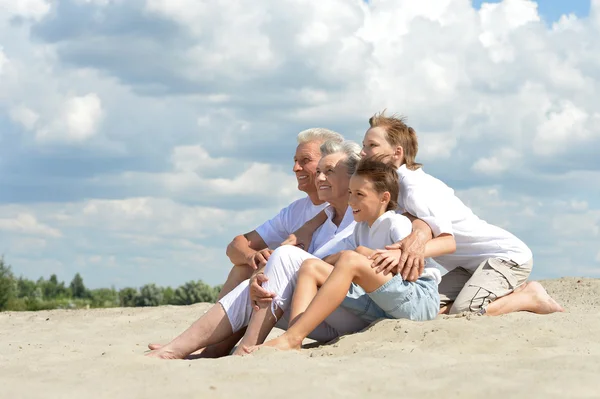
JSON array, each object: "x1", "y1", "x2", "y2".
[{"x1": 0, "y1": 0, "x2": 599, "y2": 289}]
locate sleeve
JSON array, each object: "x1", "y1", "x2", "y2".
[
  {"x1": 314, "y1": 228, "x2": 357, "y2": 259},
  {"x1": 389, "y1": 215, "x2": 413, "y2": 243},
  {"x1": 255, "y1": 203, "x2": 295, "y2": 249},
  {"x1": 404, "y1": 189, "x2": 453, "y2": 238}
]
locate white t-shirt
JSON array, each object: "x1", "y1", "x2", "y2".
[
  {"x1": 255, "y1": 196, "x2": 328, "y2": 249},
  {"x1": 310, "y1": 206, "x2": 356, "y2": 259},
  {"x1": 396, "y1": 165, "x2": 532, "y2": 272},
  {"x1": 325, "y1": 211, "x2": 441, "y2": 283}
]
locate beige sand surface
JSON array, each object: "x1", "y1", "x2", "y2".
[{"x1": 1, "y1": 277, "x2": 599, "y2": 399}]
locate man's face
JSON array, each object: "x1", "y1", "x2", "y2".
[{"x1": 292, "y1": 141, "x2": 321, "y2": 194}]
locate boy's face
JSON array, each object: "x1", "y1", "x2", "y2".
[
  {"x1": 360, "y1": 127, "x2": 395, "y2": 158},
  {"x1": 348, "y1": 174, "x2": 389, "y2": 226}
]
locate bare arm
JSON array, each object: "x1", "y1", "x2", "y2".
[
  {"x1": 423, "y1": 233, "x2": 456, "y2": 258},
  {"x1": 282, "y1": 210, "x2": 328, "y2": 249},
  {"x1": 226, "y1": 230, "x2": 268, "y2": 266}
]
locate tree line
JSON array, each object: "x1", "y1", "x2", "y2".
[{"x1": 0, "y1": 257, "x2": 223, "y2": 312}]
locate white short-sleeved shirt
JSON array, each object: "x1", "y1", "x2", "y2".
[
  {"x1": 310, "y1": 206, "x2": 356, "y2": 259},
  {"x1": 326, "y1": 211, "x2": 442, "y2": 283},
  {"x1": 396, "y1": 165, "x2": 532, "y2": 272},
  {"x1": 255, "y1": 196, "x2": 328, "y2": 249}
]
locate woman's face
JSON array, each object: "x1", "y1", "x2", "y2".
[
  {"x1": 360, "y1": 127, "x2": 395, "y2": 158},
  {"x1": 314, "y1": 153, "x2": 350, "y2": 204}
]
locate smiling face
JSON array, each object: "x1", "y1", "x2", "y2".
[
  {"x1": 314, "y1": 153, "x2": 350, "y2": 205},
  {"x1": 360, "y1": 127, "x2": 402, "y2": 167},
  {"x1": 348, "y1": 174, "x2": 390, "y2": 226},
  {"x1": 292, "y1": 141, "x2": 322, "y2": 194}
]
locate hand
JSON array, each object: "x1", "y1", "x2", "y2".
[
  {"x1": 245, "y1": 248, "x2": 273, "y2": 270},
  {"x1": 369, "y1": 249, "x2": 402, "y2": 276},
  {"x1": 249, "y1": 273, "x2": 276, "y2": 310},
  {"x1": 281, "y1": 234, "x2": 306, "y2": 250},
  {"x1": 384, "y1": 232, "x2": 426, "y2": 281}
]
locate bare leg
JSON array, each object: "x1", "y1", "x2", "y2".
[
  {"x1": 438, "y1": 304, "x2": 452, "y2": 315},
  {"x1": 288, "y1": 259, "x2": 334, "y2": 326},
  {"x1": 218, "y1": 264, "x2": 254, "y2": 300},
  {"x1": 253, "y1": 251, "x2": 392, "y2": 351},
  {"x1": 148, "y1": 264, "x2": 253, "y2": 356},
  {"x1": 146, "y1": 303, "x2": 233, "y2": 359},
  {"x1": 484, "y1": 281, "x2": 564, "y2": 316},
  {"x1": 232, "y1": 303, "x2": 284, "y2": 356}
]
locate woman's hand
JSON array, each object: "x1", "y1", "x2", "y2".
[{"x1": 249, "y1": 272, "x2": 276, "y2": 311}]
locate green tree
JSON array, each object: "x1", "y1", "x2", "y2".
[
  {"x1": 40, "y1": 274, "x2": 70, "y2": 300},
  {"x1": 90, "y1": 288, "x2": 119, "y2": 308},
  {"x1": 136, "y1": 284, "x2": 163, "y2": 307},
  {"x1": 69, "y1": 273, "x2": 88, "y2": 299},
  {"x1": 173, "y1": 280, "x2": 217, "y2": 305},
  {"x1": 0, "y1": 257, "x2": 16, "y2": 311},
  {"x1": 162, "y1": 286, "x2": 175, "y2": 305},
  {"x1": 118, "y1": 287, "x2": 138, "y2": 307},
  {"x1": 16, "y1": 277, "x2": 37, "y2": 299}
]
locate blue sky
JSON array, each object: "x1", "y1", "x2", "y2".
[
  {"x1": 0, "y1": 0, "x2": 599, "y2": 289},
  {"x1": 473, "y1": 0, "x2": 591, "y2": 22}
]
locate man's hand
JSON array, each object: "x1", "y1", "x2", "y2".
[
  {"x1": 245, "y1": 247, "x2": 273, "y2": 270},
  {"x1": 384, "y1": 231, "x2": 426, "y2": 281},
  {"x1": 369, "y1": 249, "x2": 402, "y2": 276},
  {"x1": 281, "y1": 234, "x2": 306, "y2": 250},
  {"x1": 249, "y1": 273, "x2": 276, "y2": 311}
]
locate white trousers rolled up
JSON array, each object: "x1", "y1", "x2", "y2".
[{"x1": 218, "y1": 245, "x2": 368, "y2": 342}]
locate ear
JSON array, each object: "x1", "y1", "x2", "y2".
[
  {"x1": 394, "y1": 145, "x2": 404, "y2": 162},
  {"x1": 381, "y1": 191, "x2": 391, "y2": 205}
]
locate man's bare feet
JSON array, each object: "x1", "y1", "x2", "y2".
[
  {"x1": 145, "y1": 346, "x2": 187, "y2": 360},
  {"x1": 523, "y1": 281, "x2": 565, "y2": 314},
  {"x1": 245, "y1": 333, "x2": 303, "y2": 353}
]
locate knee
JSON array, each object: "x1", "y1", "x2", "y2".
[
  {"x1": 299, "y1": 258, "x2": 321, "y2": 276},
  {"x1": 337, "y1": 250, "x2": 366, "y2": 271}
]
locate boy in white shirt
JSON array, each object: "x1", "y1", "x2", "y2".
[{"x1": 362, "y1": 111, "x2": 563, "y2": 316}]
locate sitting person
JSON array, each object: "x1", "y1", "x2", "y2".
[
  {"x1": 148, "y1": 127, "x2": 343, "y2": 357},
  {"x1": 147, "y1": 140, "x2": 378, "y2": 359},
  {"x1": 361, "y1": 111, "x2": 563, "y2": 316},
  {"x1": 248, "y1": 156, "x2": 450, "y2": 351}
]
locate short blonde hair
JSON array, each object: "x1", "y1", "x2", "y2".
[{"x1": 369, "y1": 111, "x2": 421, "y2": 170}]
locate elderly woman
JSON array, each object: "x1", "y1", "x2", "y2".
[{"x1": 147, "y1": 140, "x2": 369, "y2": 359}]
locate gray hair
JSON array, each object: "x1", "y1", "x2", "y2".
[
  {"x1": 297, "y1": 128, "x2": 344, "y2": 145},
  {"x1": 319, "y1": 140, "x2": 362, "y2": 176}
]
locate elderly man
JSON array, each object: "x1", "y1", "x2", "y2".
[{"x1": 148, "y1": 128, "x2": 344, "y2": 357}]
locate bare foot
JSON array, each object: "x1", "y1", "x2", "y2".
[
  {"x1": 246, "y1": 334, "x2": 303, "y2": 353},
  {"x1": 523, "y1": 281, "x2": 565, "y2": 314},
  {"x1": 145, "y1": 346, "x2": 186, "y2": 360}
]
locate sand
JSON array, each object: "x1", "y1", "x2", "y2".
[{"x1": 1, "y1": 277, "x2": 599, "y2": 399}]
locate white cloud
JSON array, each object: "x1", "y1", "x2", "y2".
[
  {"x1": 472, "y1": 147, "x2": 521, "y2": 175},
  {"x1": 0, "y1": 213, "x2": 61, "y2": 238},
  {"x1": 0, "y1": 46, "x2": 7, "y2": 74},
  {"x1": 533, "y1": 101, "x2": 599, "y2": 156},
  {"x1": 0, "y1": 0, "x2": 51, "y2": 22},
  {"x1": 36, "y1": 93, "x2": 104, "y2": 143},
  {"x1": 9, "y1": 105, "x2": 39, "y2": 131}
]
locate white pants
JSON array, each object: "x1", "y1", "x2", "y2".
[{"x1": 218, "y1": 245, "x2": 368, "y2": 342}]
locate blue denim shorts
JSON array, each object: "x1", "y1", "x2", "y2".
[{"x1": 341, "y1": 275, "x2": 439, "y2": 323}]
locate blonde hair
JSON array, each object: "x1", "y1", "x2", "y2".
[
  {"x1": 297, "y1": 128, "x2": 344, "y2": 145},
  {"x1": 369, "y1": 110, "x2": 422, "y2": 170}
]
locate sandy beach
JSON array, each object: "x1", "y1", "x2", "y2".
[{"x1": 1, "y1": 277, "x2": 599, "y2": 399}]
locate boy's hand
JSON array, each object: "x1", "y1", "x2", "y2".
[
  {"x1": 249, "y1": 273, "x2": 276, "y2": 310},
  {"x1": 369, "y1": 249, "x2": 402, "y2": 276}
]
